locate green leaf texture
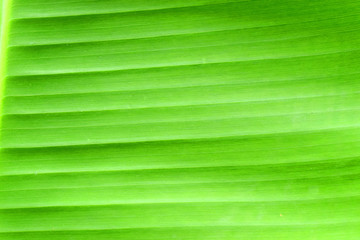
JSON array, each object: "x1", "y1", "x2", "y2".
[{"x1": 0, "y1": 0, "x2": 360, "y2": 239}]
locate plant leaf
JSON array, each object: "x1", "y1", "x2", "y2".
[{"x1": 0, "y1": 0, "x2": 360, "y2": 239}]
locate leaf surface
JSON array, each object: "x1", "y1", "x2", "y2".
[{"x1": 0, "y1": 0, "x2": 360, "y2": 239}]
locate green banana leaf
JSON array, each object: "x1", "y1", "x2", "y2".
[{"x1": 0, "y1": 0, "x2": 360, "y2": 239}]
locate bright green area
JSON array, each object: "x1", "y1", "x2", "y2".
[{"x1": 0, "y1": 0, "x2": 360, "y2": 239}]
